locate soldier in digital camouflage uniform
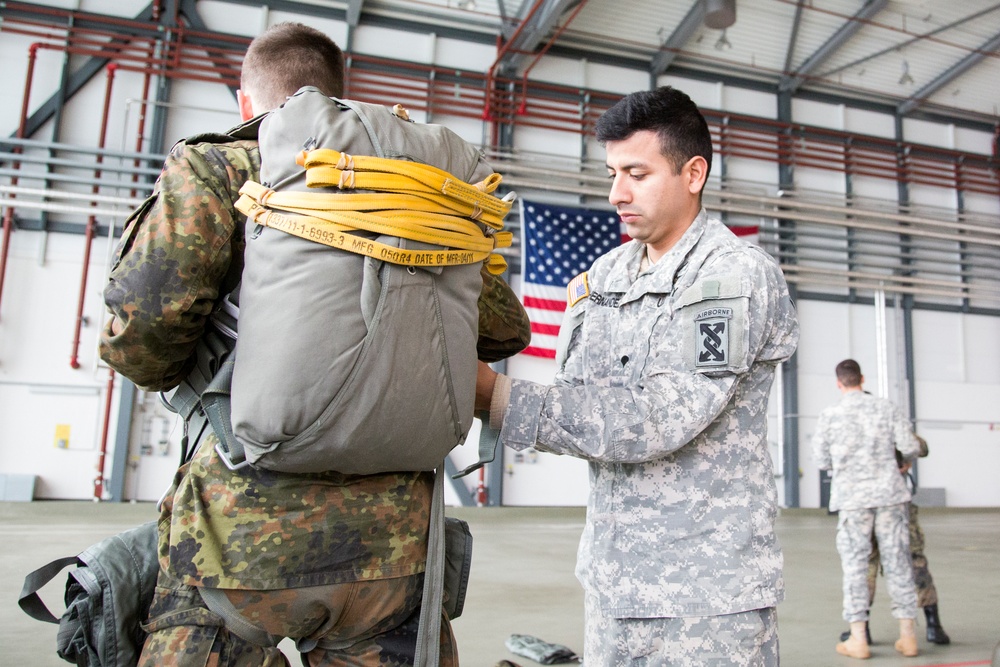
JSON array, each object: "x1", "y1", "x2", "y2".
[
  {"x1": 99, "y1": 23, "x2": 529, "y2": 667},
  {"x1": 476, "y1": 86, "x2": 799, "y2": 666},
  {"x1": 812, "y1": 359, "x2": 922, "y2": 660},
  {"x1": 839, "y1": 433, "x2": 951, "y2": 646}
]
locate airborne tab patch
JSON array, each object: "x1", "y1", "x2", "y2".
[
  {"x1": 695, "y1": 307, "x2": 732, "y2": 367},
  {"x1": 567, "y1": 272, "x2": 590, "y2": 307}
]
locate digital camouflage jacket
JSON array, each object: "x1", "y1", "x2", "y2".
[
  {"x1": 99, "y1": 117, "x2": 530, "y2": 589},
  {"x1": 501, "y1": 211, "x2": 799, "y2": 618}
]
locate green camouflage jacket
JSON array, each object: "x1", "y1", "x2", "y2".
[{"x1": 99, "y1": 118, "x2": 529, "y2": 589}]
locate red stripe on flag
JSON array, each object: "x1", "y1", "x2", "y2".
[
  {"x1": 522, "y1": 346, "x2": 557, "y2": 359},
  {"x1": 523, "y1": 295, "x2": 567, "y2": 311},
  {"x1": 531, "y1": 322, "x2": 560, "y2": 336},
  {"x1": 730, "y1": 225, "x2": 758, "y2": 237}
]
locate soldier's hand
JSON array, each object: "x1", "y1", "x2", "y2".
[{"x1": 475, "y1": 361, "x2": 497, "y2": 413}]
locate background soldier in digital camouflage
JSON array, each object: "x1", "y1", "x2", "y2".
[
  {"x1": 476, "y1": 86, "x2": 799, "y2": 666},
  {"x1": 839, "y1": 433, "x2": 951, "y2": 646},
  {"x1": 100, "y1": 22, "x2": 529, "y2": 667},
  {"x1": 812, "y1": 359, "x2": 922, "y2": 660}
]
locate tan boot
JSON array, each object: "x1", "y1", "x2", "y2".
[
  {"x1": 895, "y1": 617, "x2": 919, "y2": 657},
  {"x1": 837, "y1": 621, "x2": 871, "y2": 659}
]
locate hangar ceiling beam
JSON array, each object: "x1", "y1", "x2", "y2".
[
  {"x1": 649, "y1": 0, "x2": 704, "y2": 79},
  {"x1": 496, "y1": 0, "x2": 583, "y2": 75},
  {"x1": 779, "y1": 0, "x2": 888, "y2": 94},
  {"x1": 782, "y1": 0, "x2": 806, "y2": 78},
  {"x1": 897, "y1": 30, "x2": 1000, "y2": 116}
]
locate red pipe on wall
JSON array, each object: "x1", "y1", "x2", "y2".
[
  {"x1": 0, "y1": 44, "x2": 37, "y2": 319},
  {"x1": 70, "y1": 63, "x2": 116, "y2": 370},
  {"x1": 482, "y1": 0, "x2": 548, "y2": 146},
  {"x1": 93, "y1": 369, "x2": 116, "y2": 501},
  {"x1": 517, "y1": 0, "x2": 589, "y2": 115}
]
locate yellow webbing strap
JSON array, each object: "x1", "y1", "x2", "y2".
[
  {"x1": 299, "y1": 149, "x2": 512, "y2": 222},
  {"x1": 236, "y1": 149, "x2": 514, "y2": 274},
  {"x1": 236, "y1": 192, "x2": 501, "y2": 253},
  {"x1": 239, "y1": 180, "x2": 507, "y2": 230},
  {"x1": 236, "y1": 197, "x2": 508, "y2": 272}
]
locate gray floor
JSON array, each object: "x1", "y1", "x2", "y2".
[{"x1": 2, "y1": 502, "x2": 998, "y2": 666}]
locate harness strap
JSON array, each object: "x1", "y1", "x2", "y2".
[
  {"x1": 453, "y1": 425, "x2": 502, "y2": 479},
  {"x1": 414, "y1": 467, "x2": 446, "y2": 667},
  {"x1": 198, "y1": 587, "x2": 281, "y2": 649},
  {"x1": 18, "y1": 556, "x2": 80, "y2": 624}
]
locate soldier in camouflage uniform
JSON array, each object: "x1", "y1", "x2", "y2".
[
  {"x1": 812, "y1": 359, "x2": 922, "y2": 659},
  {"x1": 99, "y1": 23, "x2": 529, "y2": 667},
  {"x1": 476, "y1": 87, "x2": 799, "y2": 666},
  {"x1": 840, "y1": 434, "x2": 951, "y2": 645}
]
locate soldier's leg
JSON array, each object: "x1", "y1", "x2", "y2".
[
  {"x1": 138, "y1": 570, "x2": 289, "y2": 667},
  {"x1": 297, "y1": 573, "x2": 457, "y2": 667},
  {"x1": 840, "y1": 530, "x2": 880, "y2": 644},
  {"x1": 867, "y1": 531, "x2": 880, "y2": 606},
  {"x1": 583, "y1": 592, "x2": 777, "y2": 667},
  {"x1": 909, "y1": 503, "x2": 936, "y2": 607},
  {"x1": 835, "y1": 508, "x2": 876, "y2": 623},
  {"x1": 874, "y1": 503, "x2": 917, "y2": 620},
  {"x1": 873, "y1": 503, "x2": 919, "y2": 657},
  {"x1": 909, "y1": 503, "x2": 951, "y2": 644}
]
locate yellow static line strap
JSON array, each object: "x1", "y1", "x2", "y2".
[
  {"x1": 239, "y1": 180, "x2": 507, "y2": 230},
  {"x1": 237, "y1": 199, "x2": 508, "y2": 273},
  {"x1": 237, "y1": 188, "x2": 511, "y2": 254},
  {"x1": 300, "y1": 149, "x2": 512, "y2": 221}
]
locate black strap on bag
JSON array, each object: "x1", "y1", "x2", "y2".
[{"x1": 18, "y1": 521, "x2": 160, "y2": 667}]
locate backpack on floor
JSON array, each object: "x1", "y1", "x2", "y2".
[{"x1": 18, "y1": 521, "x2": 160, "y2": 667}]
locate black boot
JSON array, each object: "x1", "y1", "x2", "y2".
[
  {"x1": 924, "y1": 604, "x2": 951, "y2": 644},
  {"x1": 839, "y1": 622, "x2": 872, "y2": 645}
]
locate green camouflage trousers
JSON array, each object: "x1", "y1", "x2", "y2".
[
  {"x1": 582, "y1": 593, "x2": 779, "y2": 666},
  {"x1": 866, "y1": 503, "x2": 938, "y2": 608},
  {"x1": 138, "y1": 570, "x2": 457, "y2": 666}
]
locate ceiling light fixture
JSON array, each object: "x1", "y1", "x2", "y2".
[
  {"x1": 715, "y1": 29, "x2": 732, "y2": 50},
  {"x1": 704, "y1": 0, "x2": 737, "y2": 30},
  {"x1": 899, "y1": 60, "x2": 914, "y2": 85}
]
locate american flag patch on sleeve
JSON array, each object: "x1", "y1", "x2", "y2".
[{"x1": 567, "y1": 272, "x2": 590, "y2": 307}]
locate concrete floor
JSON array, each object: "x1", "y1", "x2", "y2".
[{"x1": 2, "y1": 501, "x2": 998, "y2": 666}]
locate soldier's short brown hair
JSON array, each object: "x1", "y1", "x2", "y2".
[
  {"x1": 240, "y1": 22, "x2": 345, "y2": 112},
  {"x1": 835, "y1": 359, "x2": 862, "y2": 388}
]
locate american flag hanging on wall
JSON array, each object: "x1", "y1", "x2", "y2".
[
  {"x1": 519, "y1": 200, "x2": 625, "y2": 358},
  {"x1": 518, "y1": 199, "x2": 759, "y2": 359}
]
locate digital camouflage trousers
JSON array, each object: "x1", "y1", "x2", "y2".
[{"x1": 837, "y1": 503, "x2": 917, "y2": 622}]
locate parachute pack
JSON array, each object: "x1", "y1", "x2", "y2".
[{"x1": 215, "y1": 87, "x2": 514, "y2": 475}]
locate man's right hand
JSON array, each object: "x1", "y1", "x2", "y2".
[{"x1": 475, "y1": 361, "x2": 497, "y2": 413}]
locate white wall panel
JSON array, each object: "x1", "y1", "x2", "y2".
[
  {"x1": 433, "y1": 37, "x2": 496, "y2": 72},
  {"x1": 1, "y1": 3, "x2": 997, "y2": 507},
  {"x1": 843, "y1": 107, "x2": 896, "y2": 139}
]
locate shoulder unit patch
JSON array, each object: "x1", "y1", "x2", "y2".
[
  {"x1": 567, "y1": 272, "x2": 590, "y2": 307},
  {"x1": 695, "y1": 306, "x2": 732, "y2": 367}
]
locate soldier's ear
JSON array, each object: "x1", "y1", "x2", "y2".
[{"x1": 238, "y1": 89, "x2": 255, "y2": 122}]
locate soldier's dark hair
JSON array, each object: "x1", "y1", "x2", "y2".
[
  {"x1": 836, "y1": 359, "x2": 863, "y2": 387},
  {"x1": 594, "y1": 86, "x2": 713, "y2": 184},
  {"x1": 240, "y1": 22, "x2": 345, "y2": 112}
]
